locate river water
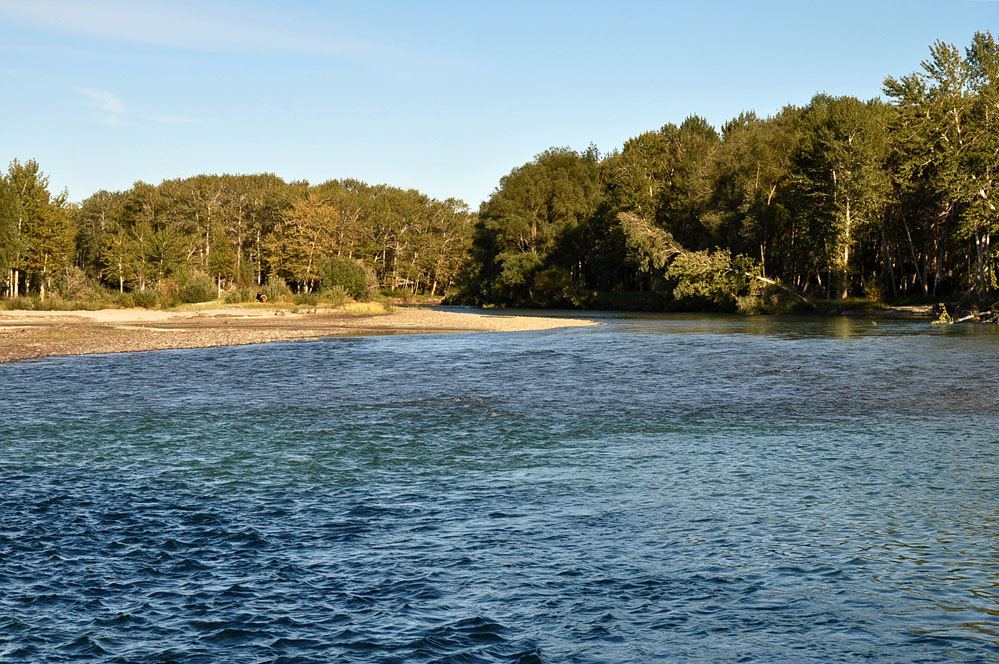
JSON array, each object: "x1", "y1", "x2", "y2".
[{"x1": 2, "y1": 312, "x2": 999, "y2": 663}]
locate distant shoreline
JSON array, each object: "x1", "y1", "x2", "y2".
[{"x1": 0, "y1": 306, "x2": 599, "y2": 364}]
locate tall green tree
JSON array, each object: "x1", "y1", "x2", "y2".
[
  {"x1": 77, "y1": 190, "x2": 126, "y2": 280},
  {"x1": 963, "y1": 31, "x2": 999, "y2": 295},
  {"x1": 22, "y1": 196, "x2": 75, "y2": 300},
  {"x1": 471, "y1": 146, "x2": 601, "y2": 303},
  {"x1": 0, "y1": 175, "x2": 16, "y2": 289},
  {"x1": 789, "y1": 95, "x2": 890, "y2": 298},
  {"x1": 5, "y1": 160, "x2": 50, "y2": 296},
  {"x1": 885, "y1": 39, "x2": 980, "y2": 295},
  {"x1": 264, "y1": 193, "x2": 339, "y2": 290},
  {"x1": 4, "y1": 160, "x2": 76, "y2": 299},
  {"x1": 711, "y1": 108, "x2": 802, "y2": 279}
]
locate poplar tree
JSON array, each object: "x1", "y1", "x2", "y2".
[
  {"x1": 964, "y1": 31, "x2": 999, "y2": 295},
  {"x1": 264, "y1": 193, "x2": 338, "y2": 290},
  {"x1": 789, "y1": 95, "x2": 890, "y2": 298},
  {"x1": 4, "y1": 160, "x2": 76, "y2": 299},
  {"x1": 0, "y1": 175, "x2": 16, "y2": 293},
  {"x1": 472, "y1": 147, "x2": 601, "y2": 303},
  {"x1": 22, "y1": 195, "x2": 75, "y2": 300},
  {"x1": 77, "y1": 190, "x2": 126, "y2": 280}
]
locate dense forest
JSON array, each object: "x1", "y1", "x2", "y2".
[
  {"x1": 0, "y1": 167, "x2": 473, "y2": 305},
  {"x1": 460, "y1": 31, "x2": 999, "y2": 312},
  {"x1": 2, "y1": 33, "x2": 997, "y2": 312}
]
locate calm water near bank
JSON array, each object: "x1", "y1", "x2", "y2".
[{"x1": 2, "y1": 312, "x2": 999, "y2": 663}]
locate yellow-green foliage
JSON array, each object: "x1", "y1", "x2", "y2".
[
  {"x1": 224, "y1": 287, "x2": 256, "y2": 304},
  {"x1": 260, "y1": 277, "x2": 293, "y2": 302},
  {"x1": 318, "y1": 256, "x2": 370, "y2": 299}
]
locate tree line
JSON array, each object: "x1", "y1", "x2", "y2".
[
  {"x1": 459, "y1": 32, "x2": 999, "y2": 311},
  {"x1": 0, "y1": 166, "x2": 473, "y2": 303},
  {"x1": 4, "y1": 33, "x2": 997, "y2": 312}
]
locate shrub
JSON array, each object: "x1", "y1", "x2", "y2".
[
  {"x1": 323, "y1": 285, "x2": 350, "y2": 308},
  {"x1": 155, "y1": 275, "x2": 182, "y2": 303},
  {"x1": 53, "y1": 266, "x2": 89, "y2": 300},
  {"x1": 293, "y1": 293, "x2": 320, "y2": 306},
  {"x1": 864, "y1": 275, "x2": 885, "y2": 302},
  {"x1": 260, "y1": 277, "x2": 292, "y2": 302},
  {"x1": 179, "y1": 274, "x2": 217, "y2": 303},
  {"x1": 224, "y1": 287, "x2": 256, "y2": 304},
  {"x1": 131, "y1": 290, "x2": 159, "y2": 308},
  {"x1": 318, "y1": 256, "x2": 370, "y2": 300}
]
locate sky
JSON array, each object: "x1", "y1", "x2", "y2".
[{"x1": 1, "y1": 0, "x2": 998, "y2": 209}]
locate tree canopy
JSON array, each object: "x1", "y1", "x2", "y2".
[
  {"x1": 3, "y1": 33, "x2": 998, "y2": 312},
  {"x1": 458, "y1": 32, "x2": 999, "y2": 310}
]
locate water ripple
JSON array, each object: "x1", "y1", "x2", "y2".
[{"x1": 2, "y1": 316, "x2": 999, "y2": 662}]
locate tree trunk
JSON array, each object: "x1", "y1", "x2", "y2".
[
  {"x1": 841, "y1": 198, "x2": 851, "y2": 299},
  {"x1": 881, "y1": 230, "x2": 897, "y2": 298},
  {"x1": 975, "y1": 230, "x2": 987, "y2": 296},
  {"x1": 902, "y1": 218, "x2": 928, "y2": 295}
]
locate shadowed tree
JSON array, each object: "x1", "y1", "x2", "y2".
[
  {"x1": 788, "y1": 95, "x2": 891, "y2": 298},
  {"x1": 77, "y1": 190, "x2": 126, "y2": 281}
]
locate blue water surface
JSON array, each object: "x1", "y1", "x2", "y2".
[{"x1": 2, "y1": 312, "x2": 999, "y2": 663}]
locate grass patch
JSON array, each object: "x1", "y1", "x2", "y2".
[
  {"x1": 35, "y1": 329, "x2": 90, "y2": 341},
  {"x1": 339, "y1": 301, "x2": 394, "y2": 315}
]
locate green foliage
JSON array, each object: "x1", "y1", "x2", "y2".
[
  {"x1": 317, "y1": 255, "x2": 369, "y2": 299},
  {"x1": 1, "y1": 159, "x2": 76, "y2": 299},
  {"x1": 323, "y1": 285, "x2": 350, "y2": 307},
  {"x1": 668, "y1": 248, "x2": 752, "y2": 310},
  {"x1": 934, "y1": 307, "x2": 954, "y2": 325},
  {"x1": 293, "y1": 292, "x2": 320, "y2": 306},
  {"x1": 531, "y1": 267, "x2": 589, "y2": 307},
  {"x1": 0, "y1": 175, "x2": 17, "y2": 276},
  {"x1": 224, "y1": 287, "x2": 256, "y2": 304},
  {"x1": 469, "y1": 147, "x2": 602, "y2": 305},
  {"x1": 735, "y1": 283, "x2": 803, "y2": 315},
  {"x1": 618, "y1": 213, "x2": 681, "y2": 275},
  {"x1": 260, "y1": 277, "x2": 292, "y2": 302},
  {"x1": 8, "y1": 32, "x2": 999, "y2": 312},
  {"x1": 130, "y1": 290, "x2": 159, "y2": 308},
  {"x1": 493, "y1": 251, "x2": 543, "y2": 303},
  {"x1": 178, "y1": 273, "x2": 217, "y2": 303}
]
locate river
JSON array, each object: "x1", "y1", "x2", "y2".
[{"x1": 2, "y1": 312, "x2": 999, "y2": 662}]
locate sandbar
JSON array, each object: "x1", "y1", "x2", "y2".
[{"x1": 0, "y1": 305, "x2": 598, "y2": 363}]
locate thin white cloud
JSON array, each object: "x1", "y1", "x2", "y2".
[
  {"x1": 144, "y1": 114, "x2": 197, "y2": 125},
  {"x1": 0, "y1": 0, "x2": 373, "y2": 57},
  {"x1": 76, "y1": 87, "x2": 126, "y2": 125},
  {"x1": 75, "y1": 88, "x2": 198, "y2": 126}
]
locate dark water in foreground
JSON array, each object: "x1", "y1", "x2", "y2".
[{"x1": 3, "y1": 312, "x2": 999, "y2": 663}]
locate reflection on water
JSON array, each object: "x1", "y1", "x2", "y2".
[{"x1": 2, "y1": 312, "x2": 999, "y2": 663}]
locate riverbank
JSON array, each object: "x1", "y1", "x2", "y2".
[{"x1": 0, "y1": 305, "x2": 599, "y2": 363}]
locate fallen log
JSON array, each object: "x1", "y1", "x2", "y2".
[
  {"x1": 953, "y1": 310, "x2": 993, "y2": 323},
  {"x1": 745, "y1": 273, "x2": 816, "y2": 309}
]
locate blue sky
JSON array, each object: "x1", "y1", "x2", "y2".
[{"x1": 1, "y1": 0, "x2": 997, "y2": 208}]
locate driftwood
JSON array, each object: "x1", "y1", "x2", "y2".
[
  {"x1": 745, "y1": 273, "x2": 816, "y2": 309},
  {"x1": 952, "y1": 310, "x2": 993, "y2": 324}
]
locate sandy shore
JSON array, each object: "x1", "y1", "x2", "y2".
[{"x1": 0, "y1": 305, "x2": 598, "y2": 363}]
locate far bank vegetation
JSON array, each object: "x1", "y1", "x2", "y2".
[
  {"x1": 0, "y1": 169, "x2": 473, "y2": 310},
  {"x1": 3, "y1": 33, "x2": 999, "y2": 314}
]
